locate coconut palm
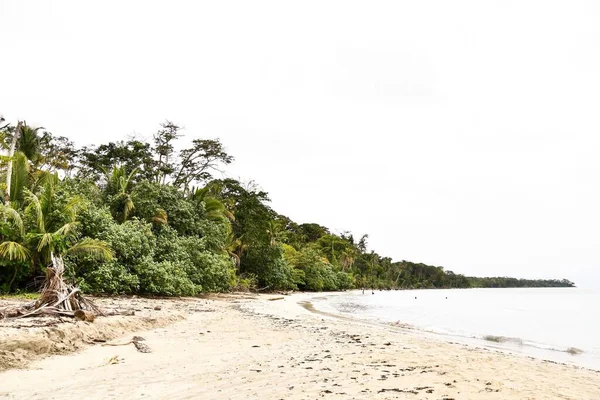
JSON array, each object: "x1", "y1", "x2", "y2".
[
  {"x1": 106, "y1": 166, "x2": 138, "y2": 223},
  {"x1": 224, "y1": 231, "x2": 246, "y2": 270},
  {"x1": 17, "y1": 124, "x2": 49, "y2": 167},
  {"x1": 0, "y1": 203, "x2": 30, "y2": 289},
  {"x1": 340, "y1": 247, "x2": 358, "y2": 271},
  {"x1": 24, "y1": 180, "x2": 113, "y2": 270},
  {"x1": 18, "y1": 181, "x2": 113, "y2": 313},
  {"x1": 190, "y1": 186, "x2": 234, "y2": 222}
]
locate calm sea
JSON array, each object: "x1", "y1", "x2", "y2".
[{"x1": 309, "y1": 288, "x2": 600, "y2": 369}]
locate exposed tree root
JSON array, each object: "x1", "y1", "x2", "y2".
[{"x1": 1, "y1": 254, "x2": 102, "y2": 320}]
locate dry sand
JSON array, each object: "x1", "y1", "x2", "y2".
[{"x1": 0, "y1": 293, "x2": 598, "y2": 399}]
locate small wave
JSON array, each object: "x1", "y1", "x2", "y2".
[
  {"x1": 566, "y1": 347, "x2": 584, "y2": 355},
  {"x1": 481, "y1": 335, "x2": 585, "y2": 356},
  {"x1": 483, "y1": 335, "x2": 523, "y2": 345}
]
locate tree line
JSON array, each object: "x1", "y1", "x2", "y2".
[{"x1": 0, "y1": 117, "x2": 575, "y2": 295}]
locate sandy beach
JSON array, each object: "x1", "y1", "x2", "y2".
[{"x1": 1, "y1": 293, "x2": 598, "y2": 399}]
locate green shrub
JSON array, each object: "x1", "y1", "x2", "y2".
[
  {"x1": 185, "y1": 250, "x2": 235, "y2": 292},
  {"x1": 99, "y1": 219, "x2": 155, "y2": 267},
  {"x1": 234, "y1": 273, "x2": 258, "y2": 292},
  {"x1": 335, "y1": 271, "x2": 355, "y2": 290},
  {"x1": 134, "y1": 258, "x2": 199, "y2": 296},
  {"x1": 241, "y1": 243, "x2": 296, "y2": 290},
  {"x1": 82, "y1": 262, "x2": 140, "y2": 294}
]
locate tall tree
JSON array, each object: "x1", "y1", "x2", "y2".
[
  {"x1": 173, "y1": 139, "x2": 234, "y2": 191},
  {"x1": 4, "y1": 121, "x2": 22, "y2": 204},
  {"x1": 153, "y1": 121, "x2": 181, "y2": 184}
]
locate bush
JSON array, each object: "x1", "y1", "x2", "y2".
[
  {"x1": 241, "y1": 244, "x2": 295, "y2": 290},
  {"x1": 132, "y1": 181, "x2": 203, "y2": 236},
  {"x1": 335, "y1": 271, "x2": 355, "y2": 290},
  {"x1": 77, "y1": 203, "x2": 114, "y2": 239},
  {"x1": 295, "y1": 246, "x2": 339, "y2": 291},
  {"x1": 99, "y1": 219, "x2": 155, "y2": 267},
  {"x1": 234, "y1": 273, "x2": 258, "y2": 292},
  {"x1": 82, "y1": 262, "x2": 140, "y2": 294},
  {"x1": 185, "y1": 250, "x2": 235, "y2": 292},
  {"x1": 134, "y1": 258, "x2": 199, "y2": 296}
]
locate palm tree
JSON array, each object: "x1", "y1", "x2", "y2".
[
  {"x1": 106, "y1": 166, "x2": 137, "y2": 223},
  {"x1": 0, "y1": 203, "x2": 30, "y2": 290},
  {"x1": 3, "y1": 121, "x2": 22, "y2": 204},
  {"x1": 224, "y1": 231, "x2": 246, "y2": 270},
  {"x1": 0, "y1": 177, "x2": 113, "y2": 313},
  {"x1": 24, "y1": 179, "x2": 113, "y2": 270},
  {"x1": 340, "y1": 247, "x2": 358, "y2": 271},
  {"x1": 17, "y1": 123, "x2": 49, "y2": 167},
  {"x1": 266, "y1": 220, "x2": 287, "y2": 246},
  {"x1": 190, "y1": 186, "x2": 234, "y2": 222}
]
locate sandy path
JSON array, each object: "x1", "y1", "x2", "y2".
[{"x1": 1, "y1": 295, "x2": 598, "y2": 399}]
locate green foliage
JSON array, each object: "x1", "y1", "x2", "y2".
[
  {"x1": 0, "y1": 115, "x2": 575, "y2": 295},
  {"x1": 294, "y1": 246, "x2": 338, "y2": 291},
  {"x1": 82, "y1": 262, "x2": 140, "y2": 294},
  {"x1": 135, "y1": 259, "x2": 199, "y2": 296},
  {"x1": 241, "y1": 243, "x2": 295, "y2": 290},
  {"x1": 131, "y1": 181, "x2": 203, "y2": 236},
  {"x1": 183, "y1": 246, "x2": 235, "y2": 292},
  {"x1": 99, "y1": 219, "x2": 154, "y2": 267}
]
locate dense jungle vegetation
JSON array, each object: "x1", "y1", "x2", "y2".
[{"x1": 0, "y1": 117, "x2": 575, "y2": 295}]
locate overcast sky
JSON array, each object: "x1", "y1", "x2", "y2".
[{"x1": 1, "y1": 1, "x2": 599, "y2": 287}]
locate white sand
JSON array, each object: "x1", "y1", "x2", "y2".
[{"x1": 1, "y1": 293, "x2": 598, "y2": 399}]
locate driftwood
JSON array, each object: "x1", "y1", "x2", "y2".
[
  {"x1": 1, "y1": 254, "x2": 102, "y2": 320},
  {"x1": 74, "y1": 310, "x2": 95, "y2": 322},
  {"x1": 102, "y1": 336, "x2": 151, "y2": 353},
  {"x1": 267, "y1": 297, "x2": 285, "y2": 301}
]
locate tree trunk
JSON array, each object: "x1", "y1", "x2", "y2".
[{"x1": 5, "y1": 121, "x2": 21, "y2": 204}]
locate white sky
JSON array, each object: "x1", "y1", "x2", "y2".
[{"x1": 1, "y1": 1, "x2": 599, "y2": 287}]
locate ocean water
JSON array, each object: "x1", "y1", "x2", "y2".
[{"x1": 310, "y1": 288, "x2": 600, "y2": 370}]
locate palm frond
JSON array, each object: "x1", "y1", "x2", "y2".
[
  {"x1": 54, "y1": 222, "x2": 78, "y2": 237},
  {"x1": 0, "y1": 241, "x2": 30, "y2": 262},
  {"x1": 66, "y1": 238, "x2": 114, "y2": 261},
  {"x1": 30, "y1": 169, "x2": 54, "y2": 193},
  {"x1": 0, "y1": 204, "x2": 24, "y2": 236},
  {"x1": 126, "y1": 167, "x2": 139, "y2": 187},
  {"x1": 24, "y1": 189, "x2": 45, "y2": 233},
  {"x1": 9, "y1": 151, "x2": 30, "y2": 203},
  {"x1": 152, "y1": 208, "x2": 168, "y2": 225},
  {"x1": 64, "y1": 196, "x2": 85, "y2": 221},
  {"x1": 36, "y1": 232, "x2": 53, "y2": 252}
]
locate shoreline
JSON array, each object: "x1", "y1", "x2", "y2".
[
  {"x1": 1, "y1": 293, "x2": 598, "y2": 399},
  {"x1": 304, "y1": 289, "x2": 600, "y2": 371}
]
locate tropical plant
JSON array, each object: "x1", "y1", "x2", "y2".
[{"x1": 106, "y1": 166, "x2": 138, "y2": 223}]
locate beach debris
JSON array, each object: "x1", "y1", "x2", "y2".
[
  {"x1": 267, "y1": 297, "x2": 284, "y2": 301},
  {"x1": 0, "y1": 255, "x2": 102, "y2": 320},
  {"x1": 377, "y1": 388, "x2": 418, "y2": 394},
  {"x1": 106, "y1": 355, "x2": 123, "y2": 365},
  {"x1": 134, "y1": 341, "x2": 151, "y2": 353},
  {"x1": 102, "y1": 336, "x2": 151, "y2": 353},
  {"x1": 74, "y1": 310, "x2": 95, "y2": 322}
]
